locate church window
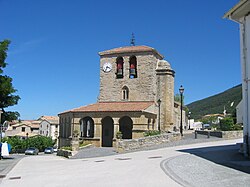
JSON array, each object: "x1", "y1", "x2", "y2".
[
  {"x1": 122, "y1": 86, "x2": 129, "y2": 100},
  {"x1": 80, "y1": 117, "x2": 94, "y2": 138},
  {"x1": 116, "y1": 57, "x2": 124, "y2": 79},
  {"x1": 129, "y1": 56, "x2": 137, "y2": 78}
]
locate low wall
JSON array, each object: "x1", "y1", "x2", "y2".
[
  {"x1": 116, "y1": 132, "x2": 181, "y2": 153},
  {"x1": 196, "y1": 130, "x2": 243, "y2": 139},
  {"x1": 81, "y1": 137, "x2": 100, "y2": 147},
  {"x1": 57, "y1": 149, "x2": 78, "y2": 158}
]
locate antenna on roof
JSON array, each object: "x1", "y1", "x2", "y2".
[{"x1": 130, "y1": 33, "x2": 135, "y2": 46}]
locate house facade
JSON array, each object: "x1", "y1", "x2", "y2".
[
  {"x1": 59, "y1": 45, "x2": 179, "y2": 148},
  {"x1": 38, "y1": 116, "x2": 59, "y2": 141},
  {"x1": 236, "y1": 100, "x2": 243, "y2": 124},
  {"x1": 5, "y1": 120, "x2": 40, "y2": 139},
  {"x1": 224, "y1": 0, "x2": 250, "y2": 157}
]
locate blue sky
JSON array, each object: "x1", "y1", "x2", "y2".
[{"x1": 0, "y1": 0, "x2": 240, "y2": 119}]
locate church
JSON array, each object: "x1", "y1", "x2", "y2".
[{"x1": 58, "y1": 45, "x2": 182, "y2": 148}]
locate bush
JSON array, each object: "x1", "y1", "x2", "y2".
[
  {"x1": 143, "y1": 130, "x2": 160, "y2": 137},
  {"x1": 3, "y1": 135, "x2": 54, "y2": 153},
  {"x1": 25, "y1": 136, "x2": 54, "y2": 151},
  {"x1": 116, "y1": 131, "x2": 123, "y2": 139},
  {"x1": 220, "y1": 117, "x2": 234, "y2": 131},
  {"x1": 60, "y1": 146, "x2": 72, "y2": 151},
  {"x1": 233, "y1": 123, "x2": 243, "y2": 130}
]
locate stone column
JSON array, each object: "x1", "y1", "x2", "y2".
[
  {"x1": 71, "y1": 130, "x2": 79, "y2": 151},
  {"x1": 156, "y1": 60, "x2": 175, "y2": 131}
]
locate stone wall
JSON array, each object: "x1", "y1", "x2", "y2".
[
  {"x1": 213, "y1": 130, "x2": 243, "y2": 139},
  {"x1": 59, "y1": 111, "x2": 157, "y2": 147},
  {"x1": 99, "y1": 52, "x2": 159, "y2": 102},
  {"x1": 116, "y1": 132, "x2": 181, "y2": 153},
  {"x1": 196, "y1": 130, "x2": 243, "y2": 139}
]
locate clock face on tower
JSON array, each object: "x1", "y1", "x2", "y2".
[{"x1": 103, "y1": 62, "x2": 112, "y2": 73}]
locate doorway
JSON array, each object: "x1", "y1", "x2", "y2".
[
  {"x1": 119, "y1": 116, "x2": 133, "y2": 139},
  {"x1": 101, "y1": 116, "x2": 114, "y2": 147}
]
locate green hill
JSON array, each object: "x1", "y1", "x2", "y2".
[{"x1": 187, "y1": 84, "x2": 242, "y2": 120}]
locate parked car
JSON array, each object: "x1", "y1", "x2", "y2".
[
  {"x1": 25, "y1": 147, "x2": 39, "y2": 155},
  {"x1": 203, "y1": 124, "x2": 211, "y2": 130},
  {"x1": 53, "y1": 146, "x2": 58, "y2": 152},
  {"x1": 44, "y1": 147, "x2": 54, "y2": 154}
]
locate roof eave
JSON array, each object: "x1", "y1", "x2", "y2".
[
  {"x1": 223, "y1": 0, "x2": 250, "y2": 21},
  {"x1": 99, "y1": 46, "x2": 164, "y2": 59}
]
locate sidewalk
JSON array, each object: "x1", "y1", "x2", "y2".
[
  {"x1": 0, "y1": 155, "x2": 24, "y2": 179},
  {"x1": 161, "y1": 141, "x2": 250, "y2": 187}
]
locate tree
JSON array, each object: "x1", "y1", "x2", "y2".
[
  {"x1": 3, "y1": 136, "x2": 54, "y2": 153},
  {"x1": 220, "y1": 117, "x2": 234, "y2": 131},
  {"x1": 0, "y1": 40, "x2": 9, "y2": 73},
  {"x1": 0, "y1": 40, "x2": 20, "y2": 123}
]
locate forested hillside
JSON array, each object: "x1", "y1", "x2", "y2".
[{"x1": 187, "y1": 84, "x2": 242, "y2": 120}]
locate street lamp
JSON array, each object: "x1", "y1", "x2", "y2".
[
  {"x1": 157, "y1": 99, "x2": 161, "y2": 132},
  {"x1": 188, "y1": 112, "x2": 191, "y2": 130},
  {"x1": 179, "y1": 85, "x2": 184, "y2": 136}
]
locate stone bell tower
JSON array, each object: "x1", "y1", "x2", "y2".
[
  {"x1": 98, "y1": 45, "x2": 175, "y2": 132},
  {"x1": 156, "y1": 60, "x2": 175, "y2": 131},
  {"x1": 98, "y1": 46, "x2": 164, "y2": 102}
]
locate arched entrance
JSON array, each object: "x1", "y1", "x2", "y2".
[
  {"x1": 101, "y1": 116, "x2": 114, "y2": 147},
  {"x1": 119, "y1": 116, "x2": 133, "y2": 139},
  {"x1": 80, "y1": 117, "x2": 94, "y2": 138}
]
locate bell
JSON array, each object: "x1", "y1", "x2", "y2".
[{"x1": 130, "y1": 68, "x2": 136, "y2": 75}]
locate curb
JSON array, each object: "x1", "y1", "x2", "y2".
[
  {"x1": 160, "y1": 155, "x2": 192, "y2": 187},
  {"x1": 0, "y1": 156, "x2": 23, "y2": 179}
]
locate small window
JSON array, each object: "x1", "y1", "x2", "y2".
[
  {"x1": 122, "y1": 86, "x2": 129, "y2": 100},
  {"x1": 129, "y1": 56, "x2": 137, "y2": 78},
  {"x1": 116, "y1": 57, "x2": 124, "y2": 79},
  {"x1": 22, "y1": 127, "x2": 25, "y2": 132}
]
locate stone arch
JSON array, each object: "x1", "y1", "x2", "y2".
[
  {"x1": 101, "y1": 116, "x2": 114, "y2": 147},
  {"x1": 129, "y1": 55, "x2": 137, "y2": 78},
  {"x1": 116, "y1": 56, "x2": 124, "y2": 79},
  {"x1": 79, "y1": 117, "x2": 94, "y2": 138},
  {"x1": 119, "y1": 116, "x2": 133, "y2": 139}
]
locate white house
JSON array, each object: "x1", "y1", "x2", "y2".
[
  {"x1": 236, "y1": 100, "x2": 243, "y2": 124},
  {"x1": 224, "y1": 0, "x2": 250, "y2": 157},
  {"x1": 38, "y1": 116, "x2": 59, "y2": 141}
]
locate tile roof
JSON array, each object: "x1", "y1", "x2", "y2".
[
  {"x1": 59, "y1": 101, "x2": 154, "y2": 114},
  {"x1": 99, "y1": 45, "x2": 164, "y2": 59},
  {"x1": 11, "y1": 120, "x2": 40, "y2": 128},
  {"x1": 39, "y1": 116, "x2": 59, "y2": 124}
]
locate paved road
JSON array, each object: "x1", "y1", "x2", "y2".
[
  {"x1": 1, "y1": 138, "x2": 249, "y2": 187},
  {"x1": 71, "y1": 132, "x2": 223, "y2": 159}
]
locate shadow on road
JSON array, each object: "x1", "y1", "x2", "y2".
[{"x1": 178, "y1": 143, "x2": 250, "y2": 174}]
